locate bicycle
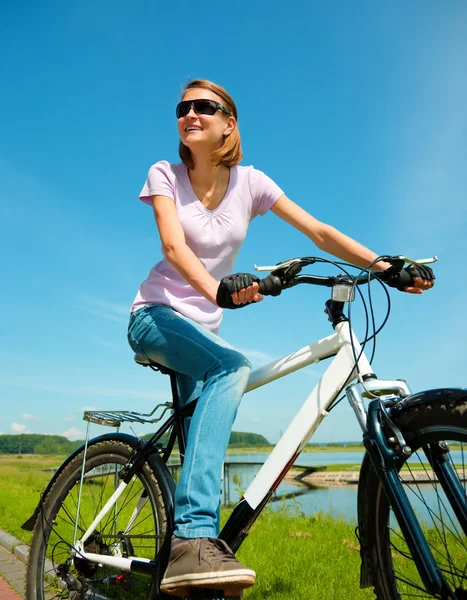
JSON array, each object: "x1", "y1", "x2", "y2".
[{"x1": 23, "y1": 254, "x2": 467, "y2": 600}]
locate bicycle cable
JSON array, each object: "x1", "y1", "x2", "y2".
[{"x1": 321, "y1": 255, "x2": 393, "y2": 411}]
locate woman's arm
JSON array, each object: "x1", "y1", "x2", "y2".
[
  {"x1": 153, "y1": 196, "x2": 261, "y2": 305},
  {"x1": 153, "y1": 196, "x2": 219, "y2": 304},
  {"x1": 271, "y1": 194, "x2": 431, "y2": 293}
]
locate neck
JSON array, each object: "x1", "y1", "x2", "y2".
[{"x1": 188, "y1": 153, "x2": 227, "y2": 187}]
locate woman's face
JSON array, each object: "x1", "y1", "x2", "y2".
[{"x1": 177, "y1": 88, "x2": 235, "y2": 151}]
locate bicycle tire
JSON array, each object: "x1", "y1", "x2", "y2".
[
  {"x1": 26, "y1": 438, "x2": 172, "y2": 600},
  {"x1": 360, "y1": 399, "x2": 467, "y2": 599}
]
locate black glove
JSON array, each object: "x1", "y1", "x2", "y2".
[
  {"x1": 216, "y1": 273, "x2": 260, "y2": 309},
  {"x1": 385, "y1": 264, "x2": 436, "y2": 292}
]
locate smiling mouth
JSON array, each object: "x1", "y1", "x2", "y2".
[{"x1": 185, "y1": 127, "x2": 202, "y2": 132}]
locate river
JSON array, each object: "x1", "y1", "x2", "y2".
[
  {"x1": 223, "y1": 451, "x2": 363, "y2": 521},
  {"x1": 219, "y1": 450, "x2": 466, "y2": 523}
]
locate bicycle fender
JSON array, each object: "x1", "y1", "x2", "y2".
[
  {"x1": 390, "y1": 387, "x2": 467, "y2": 416},
  {"x1": 21, "y1": 432, "x2": 175, "y2": 532}
]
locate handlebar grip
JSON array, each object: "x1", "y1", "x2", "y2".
[
  {"x1": 258, "y1": 274, "x2": 282, "y2": 296},
  {"x1": 377, "y1": 267, "x2": 414, "y2": 291},
  {"x1": 396, "y1": 269, "x2": 413, "y2": 291}
]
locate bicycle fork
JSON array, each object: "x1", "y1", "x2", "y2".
[{"x1": 364, "y1": 399, "x2": 461, "y2": 599}]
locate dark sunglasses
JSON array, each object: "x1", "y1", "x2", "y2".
[{"x1": 176, "y1": 99, "x2": 231, "y2": 119}]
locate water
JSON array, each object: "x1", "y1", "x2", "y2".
[
  {"x1": 222, "y1": 450, "x2": 467, "y2": 523},
  {"x1": 224, "y1": 451, "x2": 362, "y2": 521},
  {"x1": 226, "y1": 451, "x2": 365, "y2": 466}
]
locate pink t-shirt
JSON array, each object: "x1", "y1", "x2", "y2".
[{"x1": 131, "y1": 161, "x2": 284, "y2": 333}]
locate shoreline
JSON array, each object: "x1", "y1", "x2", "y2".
[
  {"x1": 226, "y1": 445, "x2": 365, "y2": 454},
  {"x1": 284, "y1": 467, "x2": 454, "y2": 487}
]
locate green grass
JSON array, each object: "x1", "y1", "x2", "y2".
[
  {"x1": 0, "y1": 454, "x2": 375, "y2": 598},
  {"x1": 0, "y1": 454, "x2": 65, "y2": 543},
  {"x1": 3, "y1": 453, "x2": 465, "y2": 599},
  {"x1": 231, "y1": 508, "x2": 374, "y2": 599}
]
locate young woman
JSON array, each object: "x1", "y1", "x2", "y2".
[{"x1": 127, "y1": 79, "x2": 434, "y2": 596}]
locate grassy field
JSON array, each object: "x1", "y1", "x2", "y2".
[
  {"x1": 0, "y1": 454, "x2": 377, "y2": 599},
  {"x1": 0, "y1": 454, "x2": 66, "y2": 543},
  {"x1": 2, "y1": 453, "x2": 462, "y2": 599}
]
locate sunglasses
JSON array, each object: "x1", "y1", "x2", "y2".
[{"x1": 176, "y1": 99, "x2": 231, "y2": 119}]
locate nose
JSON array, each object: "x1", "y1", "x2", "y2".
[{"x1": 186, "y1": 103, "x2": 197, "y2": 118}]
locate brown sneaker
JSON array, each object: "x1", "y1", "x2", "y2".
[{"x1": 160, "y1": 536, "x2": 256, "y2": 596}]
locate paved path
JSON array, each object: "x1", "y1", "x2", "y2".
[
  {"x1": 0, "y1": 530, "x2": 28, "y2": 599},
  {"x1": 0, "y1": 547, "x2": 25, "y2": 598}
]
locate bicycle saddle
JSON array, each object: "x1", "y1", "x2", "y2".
[{"x1": 133, "y1": 353, "x2": 175, "y2": 376}]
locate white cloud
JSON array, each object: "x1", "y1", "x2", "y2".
[
  {"x1": 23, "y1": 413, "x2": 40, "y2": 421},
  {"x1": 11, "y1": 422, "x2": 30, "y2": 433},
  {"x1": 75, "y1": 295, "x2": 129, "y2": 324},
  {"x1": 76, "y1": 295, "x2": 129, "y2": 315},
  {"x1": 0, "y1": 431, "x2": 4, "y2": 435},
  {"x1": 74, "y1": 305, "x2": 128, "y2": 324},
  {"x1": 62, "y1": 427, "x2": 84, "y2": 440}
]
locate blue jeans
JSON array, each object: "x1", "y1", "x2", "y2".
[{"x1": 127, "y1": 305, "x2": 251, "y2": 538}]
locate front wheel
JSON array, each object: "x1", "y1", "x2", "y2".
[
  {"x1": 26, "y1": 439, "x2": 171, "y2": 600},
  {"x1": 360, "y1": 399, "x2": 467, "y2": 599}
]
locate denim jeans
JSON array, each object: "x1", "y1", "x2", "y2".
[{"x1": 127, "y1": 305, "x2": 251, "y2": 538}]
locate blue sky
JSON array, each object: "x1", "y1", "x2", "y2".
[{"x1": 1, "y1": 1, "x2": 466, "y2": 444}]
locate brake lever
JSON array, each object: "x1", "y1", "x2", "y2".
[
  {"x1": 398, "y1": 255, "x2": 438, "y2": 266},
  {"x1": 254, "y1": 257, "x2": 303, "y2": 273}
]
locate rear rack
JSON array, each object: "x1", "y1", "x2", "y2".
[{"x1": 83, "y1": 402, "x2": 173, "y2": 428}]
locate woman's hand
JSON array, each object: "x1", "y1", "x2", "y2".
[
  {"x1": 231, "y1": 281, "x2": 263, "y2": 305},
  {"x1": 217, "y1": 274, "x2": 263, "y2": 309},
  {"x1": 384, "y1": 263, "x2": 436, "y2": 294},
  {"x1": 403, "y1": 264, "x2": 435, "y2": 294}
]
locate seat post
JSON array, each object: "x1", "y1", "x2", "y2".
[{"x1": 169, "y1": 371, "x2": 187, "y2": 458}]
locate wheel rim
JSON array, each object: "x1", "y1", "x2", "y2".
[
  {"x1": 377, "y1": 426, "x2": 467, "y2": 599},
  {"x1": 36, "y1": 452, "x2": 164, "y2": 600}
]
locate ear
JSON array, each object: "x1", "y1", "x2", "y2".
[{"x1": 223, "y1": 115, "x2": 236, "y2": 137}]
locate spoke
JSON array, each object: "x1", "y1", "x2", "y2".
[
  {"x1": 95, "y1": 463, "x2": 117, "y2": 528},
  {"x1": 109, "y1": 478, "x2": 142, "y2": 521},
  {"x1": 391, "y1": 489, "x2": 465, "y2": 576},
  {"x1": 60, "y1": 503, "x2": 86, "y2": 534},
  {"x1": 100, "y1": 471, "x2": 140, "y2": 534},
  {"x1": 402, "y1": 473, "x2": 465, "y2": 549},
  {"x1": 393, "y1": 571, "x2": 431, "y2": 595},
  {"x1": 35, "y1": 451, "x2": 157, "y2": 600},
  {"x1": 390, "y1": 441, "x2": 467, "y2": 598},
  {"x1": 125, "y1": 511, "x2": 156, "y2": 535},
  {"x1": 68, "y1": 484, "x2": 90, "y2": 534},
  {"x1": 410, "y1": 456, "x2": 460, "y2": 588}
]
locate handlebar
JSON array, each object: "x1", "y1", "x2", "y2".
[{"x1": 256, "y1": 255, "x2": 436, "y2": 297}]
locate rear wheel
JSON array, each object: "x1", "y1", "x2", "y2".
[
  {"x1": 362, "y1": 400, "x2": 467, "y2": 599},
  {"x1": 26, "y1": 440, "x2": 170, "y2": 600}
]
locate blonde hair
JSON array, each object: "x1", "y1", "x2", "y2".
[{"x1": 178, "y1": 79, "x2": 242, "y2": 169}]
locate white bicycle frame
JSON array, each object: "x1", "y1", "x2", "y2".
[{"x1": 74, "y1": 318, "x2": 412, "y2": 570}]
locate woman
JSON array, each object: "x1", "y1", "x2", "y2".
[{"x1": 127, "y1": 79, "x2": 434, "y2": 596}]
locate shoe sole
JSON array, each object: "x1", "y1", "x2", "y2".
[
  {"x1": 160, "y1": 570, "x2": 255, "y2": 595},
  {"x1": 161, "y1": 585, "x2": 246, "y2": 598}
]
